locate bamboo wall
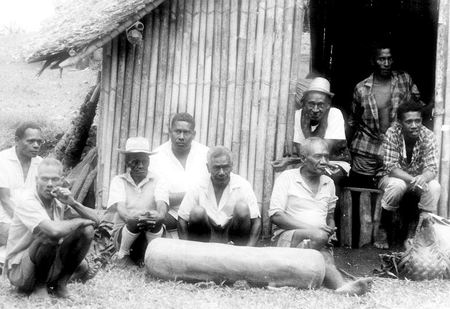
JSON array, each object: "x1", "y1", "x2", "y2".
[{"x1": 97, "y1": 0, "x2": 307, "y2": 235}]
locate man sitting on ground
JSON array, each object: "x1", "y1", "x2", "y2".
[
  {"x1": 108, "y1": 137, "x2": 169, "y2": 267},
  {"x1": 269, "y1": 137, "x2": 371, "y2": 295},
  {"x1": 5, "y1": 158, "x2": 99, "y2": 299},
  {"x1": 0, "y1": 122, "x2": 43, "y2": 246},
  {"x1": 178, "y1": 146, "x2": 261, "y2": 246},
  {"x1": 376, "y1": 101, "x2": 440, "y2": 249},
  {"x1": 149, "y1": 113, "x2": 209, "y2": 234},
  {"x1": 272, "y1": 77, "x2": 350, "y2": 184}
]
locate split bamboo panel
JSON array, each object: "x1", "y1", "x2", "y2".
[{"x1": 98, "y1": 0, "x2": 308, "y2": 225}]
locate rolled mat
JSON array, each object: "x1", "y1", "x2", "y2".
[{"x1": 145, "y1": 238, "x2": 326, "y2": 289}]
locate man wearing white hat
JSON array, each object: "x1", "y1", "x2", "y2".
[
  {"x1": 272, "y1": 77, "x2": 350, "y2": 181},
  {"x1": 107, "y1": 137, "x2": 169, "y2": 267}
]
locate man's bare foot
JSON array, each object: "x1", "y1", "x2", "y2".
[
  {"x1": 52, "y1": 282, "x2": 71, "y2": 299},
  {"x1": 374, "y1": 228, "x2": 389, "y2": 249},
  {"x1": 29, "y1": 285, "x2": 49, "y2": 300},
  {"x1": 335, "y1": 278, "x2": 372, "y2": 296}
]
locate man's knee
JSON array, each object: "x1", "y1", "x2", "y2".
[
  {"x1": 291, "y1": 229, "x2": 328, "y2": 249},
  {"x1": 126, "y1": 218, "x2": 140, "y2": 233},
  {"x1": 78, "y1": 225, "x2": 95, "y2": 241},
  {"x1": 189, "y1": 206, "x2": 207, "y2": 223},
  {"x1": 382, "y1": 177, "x2": 408, "y2": 191},
  {"x1": 233, "y1": 202, "x2": 250, "y2": 220},
  {"x1": 427, "y1": 180, "x2": 441, "y2": 197}
]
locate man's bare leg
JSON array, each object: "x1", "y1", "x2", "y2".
[
  {"x1": 290, "y1": 229, "x2": 329, "y2": 249},
  {"x1": 187, "y1": 206, "x2": 212, "y2": 242},
  {"x1": 227, "y1": 202, "x2": 251, "y2": 246}
]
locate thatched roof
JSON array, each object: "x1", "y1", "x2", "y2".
[{"x1": 27, "y1": 0, "x2": 166, "y2": 68}]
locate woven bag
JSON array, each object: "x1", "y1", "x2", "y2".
[{"x1": 397, "y1": 213, "x2": 450, "y2": 280}]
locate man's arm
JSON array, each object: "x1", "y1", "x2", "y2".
[
  {"x1": 53, "y1": 187, "x2": 99, "y2": 224},
  {"x1": 177, "y1": 217, "x2": 189, "y2": 240},
  {"x1": 0, "y1": 188, "x2": 14, "y2": 218},
  {"x1": 271, "y1": 211, "x2": 317, "y2": 231},
  {"x1": 247, "y1": 218, "x2": 261, "y2": 247},
  {"x1": 37, "y1": 217, "x2": 95, "y2": 239}
]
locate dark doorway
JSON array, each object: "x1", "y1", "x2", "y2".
[{"x1": 308, "y1": 0, "x2": 438, "y2": 118}]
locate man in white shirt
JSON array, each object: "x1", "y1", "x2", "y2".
[
  {"x1": 149, "y1": 113, "x2": 209, "y2": 233},
  {"x1": 178, "y1": 146, "x2": 261, "y2": 246},
  {"x1": 0, "y1": 122, "x2": 43, "y2": 246},
  {"x1": 270, "y1": 137, "x2": 371, "y2": 296}
]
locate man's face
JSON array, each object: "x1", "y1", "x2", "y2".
[
  {"x1": 375, "y1": 48, "x2": 393, "y2": 78},
  {"x1": 208, "y1": 155, "x2": 232, "y2": 188},
  {"x1": 16, "y1": 128, "x2": 43, "y2": 159},
  {"x1": 37, "y1": 165, "x2": 63, "y2": 200},
  {"x1": 126, "y1": 153, "x2": 149, "y2": 178},
  {"x1": 400, "y1": 111, "x2": 422, "y2": 140},
  {"x1": 170, "y1": 121, "x2": 195, "y2": 152},
  {"x1": 303, "y1": 142, "x2": 330, "y2": 176},
  {"x1": 303, "y1": 92, "x2": 331, "y2": 122}
]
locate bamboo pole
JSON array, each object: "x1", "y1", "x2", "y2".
[
  {"x1": 216, "y1": 0, "x2": 231, "y2": 146},
  {"x1": 232, "y1": 0, "x2": 250, "y2": 174},
  {"x1": 178, "y1": 0, "x2": 194, "y2": 113},
  {"x1": 161, "y1": 0, "x2": 178, "y2": 143},
  {"x1": 255, "y1": 0, "x2": 275, "y2": 235},
  {"x1": 170, "y1": 0, "x2": 186, "y2": 117},
  {"x1": 147, "y1": 13, "x2": 161, "y2": 149},
  {"x1": 286, "y1": 0, "x2": 306, "y2": 156},
  {"x1": 194, "y1": 0, "x2": 207, "y2": 140},
  {"x1": 154, "y1": 7, "x2": 170, "y2": 145},
  {"x1": 117, "y1": 39, "x2": 135, "y2": 172},
  {"x1": 186, "y1": 0, "x2": 201, "y2": 116},
  {"x1": 223, "y1": 0, "x2": 238, "y2": 152},
  {"x1": 207, "y1": 0, "x2": 222, "y2": 146},
  {"x1": 129, "y1": 28, "x2": 144, "y2": 137},
  {"x1": 248, "y1": 0, "x2": 267, "y2": 186},
  {"x1": 97, "y1": 41, "x2": 112, "y2": 209},
  {"x1": 200, "y1": 0, "x2": 215, "y2": 145},
  {"x1": 275, "y1": 0, "x2": 295, "y2": 161},
  {"x1": 139, "y1": 14, "x2": 154, "y2": 139},
  {"x1": 238, "y1": 0, "x2": 258, "y2": 179},
  {"x1": 438, "y1": 2, "x2": 450, "y2": 217}
]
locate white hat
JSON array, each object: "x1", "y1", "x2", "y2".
[
  {"x1": 303, "y1": 77, "x2": 334, "y2": 98},
  {"x1": 118, "y1": 137, "x2": 156, "y2": 155}
]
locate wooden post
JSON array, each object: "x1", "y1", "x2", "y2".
[
  {"x1": 129, "y1": 30, "x2": 144, "y2": 137},
  {"x1": 148, "y1": 13, "x2": 161, "y2": 149},
  {"x1": 340, "y1": 189, "x2": 352, "y2": 247},
  {"x1": 359, "y1": 191, "x2": 372, "y2": 248},
  {"x1": 139, "y1": 14, "x2": 153, "y2": 138},
  {"x1": 194, "y1": 0, "x2": 207, "y2": 138},
  {"x1": 187, "y1": 0, "x2": 201, "y2": 116},
  {"x1": 178, "y1": 0, "x2": 194, "y2": 113}
]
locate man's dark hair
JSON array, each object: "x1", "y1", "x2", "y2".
[
  {"x1": 397, "y1": 100, "x2": 423, "y2": 121},
  {"x1": 15, "y1": 121, "x2": 42, "y2": 139},
  {"x1": 171, "y1": 113, "x2": 195, "y2": 130},
  {"x1": 370, "y1": 39, "x2": 394, "y2": 60}
]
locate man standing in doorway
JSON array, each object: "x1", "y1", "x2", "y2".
[
  {"x1": 149, "y1": 113, "x2": 209, "y2": 234},
  {"x1": 349, "y1": 43, "x2": 423, "y2": 189},
  {"x1": 0, "y1": 122, "x2": 43, "y2": 246}
]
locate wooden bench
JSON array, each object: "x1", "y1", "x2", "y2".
[{"x1": 339, "y1": 187, "x2": 383, "y2": 248}]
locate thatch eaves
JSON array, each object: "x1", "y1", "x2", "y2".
[{"x1": 27, "y1": 0, "x2": 166, "y2": 68}]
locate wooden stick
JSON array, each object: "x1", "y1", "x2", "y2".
[
  {"x1": 223, "y1": 0, "x2": 238, "y2": 152},
  {"x1": 186, "y1": 0, "x2": 201, "y2": 116},
  {"x1": 232, "y1": 0, "x2": 250, "y2": 174},
  {"x1": 216, "y1": 0, "x2": 231, "y2": 145},
  {"x1": 200, "y1": 0, "x2": 215, "y2": 145},
  {"x1": 207, "y1": 0, "x2": 223, "y2": 146},
  {"x1": 194, "y1": 0, "x2": 207, "y2": 142},
  {"x1": 178, "y1": 0, "x2": 194, "y2": 113},
  {"x1": 238, "y1": 0, "x2": 258, "y2": 179},
  {"x1": 97, "y1": 41, "x2": 112, "y2": 209},
  {"x1": 161, "y1": 0, "x2": 178, "y2": 143},
  {"x1": 256, "y1": 0, "x2": 275, "y2": 237}
]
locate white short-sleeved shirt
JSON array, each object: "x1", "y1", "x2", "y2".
[
  {"x1": 178, "y1": 173, "x2": 260, "y2": 228},
  {"x1": 149, "y1": 140, "x2": 209, "y2": 218},
  {"x1": 293, "y1": 107, "x2": 346, "y2": 143},
  {"x1": 0, "y1": 147, "x2": 43, "y2": 224},
  {"x1": 269, "y1": 168, "x2": 337, "y2": 237},
  {"x1": 5, "y1": 189, "x2": 76, "y2": 270},
  {"x1": 107, "y1": 172, "x2": 169, "y2": 234}
]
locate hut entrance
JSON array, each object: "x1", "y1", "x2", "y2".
[{"x1": 305, "y1": 0, "x2": 438, "y2": 119}]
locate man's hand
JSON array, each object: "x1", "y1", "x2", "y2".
[
  {"x1": 271, "y1": 158, "x2": 290, "y2": 172},
  {"x1": 52, "y1": 187, "x2": 77, "y2": 206},
  {"x1": 319, "y1": 224, "x2": 336, "y2": 237},
  {"x1": 410, "y1": 175, "x2": 429, "y2": 193},
  {"x1": 136, "y1": 210, "x2": 163, "y2": 231}
]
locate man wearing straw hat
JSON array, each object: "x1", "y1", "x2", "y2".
[
  {"x1": 107, "y1": 137, "x2": 169, "y2": 267},
  {"x1": 177, "y1": 146, "x2": 261, "y2": 246},
  {"x1": 149, "y1": 113, "x2": 209, "y2": 237},
  {"x1": 272, "y1": 77, "x2": 350, "y2": 183}
]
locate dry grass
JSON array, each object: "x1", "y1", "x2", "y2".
[{"x1": 0, "y1": 265, "x2": 450, "y2": 309}]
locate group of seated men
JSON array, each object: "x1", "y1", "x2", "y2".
[{"x1": 0, "y1": 42, "x2": 438, "y2": 299}]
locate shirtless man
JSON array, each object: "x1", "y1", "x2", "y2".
[{"x1": 349, "y1": 43, "x2": 422, "y2": 189}]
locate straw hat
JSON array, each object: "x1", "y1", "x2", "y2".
[
  {"x1": 118, "y1": 137, "x2": 156, "y2": 155},
  {"x1": 303, "y1": 77, "x2": 334, "y2": 98}
]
